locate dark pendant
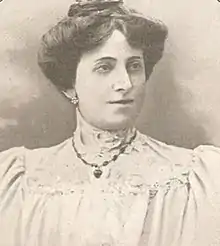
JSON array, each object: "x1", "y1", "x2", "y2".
[{"x1": 93, "y1": 168, "x2": 103, "y2": 178}]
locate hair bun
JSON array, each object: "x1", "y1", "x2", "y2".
[{"x1": 68, "y1": 0, "x2": 123, "y2": 17}]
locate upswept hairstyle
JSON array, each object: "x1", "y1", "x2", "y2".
[{"x1": 38, "y1": 0, "x2": 168, "y2": 91}]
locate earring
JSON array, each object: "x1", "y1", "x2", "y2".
[{"x1": 71, "y1": 96, "x2": 79, "y2": 105}]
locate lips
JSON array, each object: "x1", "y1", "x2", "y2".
[{"x1": 108, "y1": 99, "x2": 134, "y2": 104}]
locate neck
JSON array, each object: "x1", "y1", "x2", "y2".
[{"x1": 74, "y1": 109, "x2": 136, "y2": 153}]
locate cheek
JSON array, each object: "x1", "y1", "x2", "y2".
[
  {"x1": 76, "y1": 77, "x2": 109, "y2": 109},
  {"x1": 75, "y1": 74, "x2": 98, "y2": 98},
  {"x1": 130, "y1": 70, "x2": 146, "y2": 83},
  {"x1": 132, "y1": 80, "x2": 146, "y2": 103},
  {"x1": 131, "y1": 73, "x2": 146, "y2": 92}
]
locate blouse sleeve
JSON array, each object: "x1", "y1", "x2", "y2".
[
  {"x1": 192, "y1": 145, "x2": 220, "y2": 198},
  {"x1": 0, "y1": 147, "x2": 26, "y2": 246},
  {"x1": 187, "y1": 145, "x2": 220, "y2": 246},
  {"x1": 140, "y1": 143, "x2": 220, "y2": 246}
]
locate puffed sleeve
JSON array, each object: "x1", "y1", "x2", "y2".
[
  {"x1": 192, "y1": 145, "x2": 220, "y2": 190},
  {"x1": 0, "y1": 147, "x2": 26, "y2": 246},
  {"x1": 139, "y1": 143, "x2": 220, "y2": 246},
  {"x1": 187, "y1": 145, "x2": 220, "y2": 246}
]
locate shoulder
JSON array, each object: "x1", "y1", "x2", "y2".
[
  {"x1": 134, "y1": 131, "x2": 193, "y2": 166},
  {"x1": 25, "y1": 138, "x2": 71, "y2": 164},
  {"x1": 0, "y1": 146, "x2": 26, "y2": 179},
  {"x1": 0, "y1": 139, "x2": 72, "y2": 184},
  {"x1": 135, "y1": 132, "x2": 220, "y2": 175},
  {"x1": 25, "y1": 138, "x2": 72, "y2": 178},
  {"x1": 0, "y1": 139, "x2": 71, "y2": 168},
  {"x1": 130, "y1": 132, "x2": 193, "y2": 190},
  {"x1": 0, "y1": 146, "x2": 26, "y2": 160},
  {"x1": 0, "y1": 146, "x2": 27, "y2": 202},
  {"x1": 190, "y1": 144, "x2": 220, "y2": 190},
  {"x1": 193, "y1": 144, "x2": 220, "y2": 161},
  {"x1": 136, "y1": 133, "x2": 220, "y2": 193},
  {"x1": 24, "y1": 138, "x2": 76, "y2": 193}
]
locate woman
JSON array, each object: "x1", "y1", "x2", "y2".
[{"x1": 1, "y1": 0, "x2": 220, "y2": 245}]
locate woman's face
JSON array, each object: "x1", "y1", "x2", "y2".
[{"x1": 74, "y1": 30, "x2": 147, "y2": 130}]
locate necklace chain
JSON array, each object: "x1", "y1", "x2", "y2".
[{"x1": 72, "y1": 130, "x2": 137, "y2": 178}]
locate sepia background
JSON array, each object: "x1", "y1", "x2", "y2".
[{"x1": 0, "y1": 0, "x2": 220, "y2": 151}]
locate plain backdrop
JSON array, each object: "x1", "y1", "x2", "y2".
[{"x1": 1, "y1": 0, "x2": 220, "y2": 151}]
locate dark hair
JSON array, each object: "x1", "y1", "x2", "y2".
[{"x1": 37, "y1": 0, "x2": 168, "y2": 91}]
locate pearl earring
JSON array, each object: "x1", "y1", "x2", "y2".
[{"x1": 71, "y1": 96, "x2": 79, "y2": 105}]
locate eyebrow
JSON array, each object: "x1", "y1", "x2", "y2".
[
  {"x1": 126, "y1": 56, "x2": 142, "y2": 62},
  {"x1": 95, "y1": 56, "x2": 142, "y2": 63},
  {"x1": 95, "y1": 57, "x2": 117, "y2": 63}
]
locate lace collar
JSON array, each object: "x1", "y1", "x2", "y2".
[{"x1": 73, "y1": 109, "x2": 137, "y2": 159}]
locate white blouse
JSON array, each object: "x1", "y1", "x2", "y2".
[{"x1": 1, "y1": 131, "x2": 220, "y2": 246}]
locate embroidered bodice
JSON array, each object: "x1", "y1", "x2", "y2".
[{"x1": 1, "y1": 125, "x2": 220, "y2": 246}]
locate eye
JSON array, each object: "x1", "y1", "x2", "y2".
[
  {"x1": 94, "y1": 63, "x2": 113, "y2": 74},
  {"x1": 127, "y1": 61, "x2": 144, "y2": 72}
]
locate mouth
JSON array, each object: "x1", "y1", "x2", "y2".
[{"x1": 108, "y1": 99, "x2": 134, "y2": 105}]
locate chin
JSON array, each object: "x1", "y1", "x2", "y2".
[{"x1": 102, "y1": 116, "x2": 135, "y2": 131}]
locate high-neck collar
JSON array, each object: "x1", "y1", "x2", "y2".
[{"x1": 73, "y1": 109, "x2": 136, "y2": 155}]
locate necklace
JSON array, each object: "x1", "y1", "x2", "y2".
[{"x1": 72, "y1": 130, "x2": 137, "y2": 178}]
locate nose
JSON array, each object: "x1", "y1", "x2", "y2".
[{"x1": 112, "y1": 67, "x2": 132, "y2": 92}]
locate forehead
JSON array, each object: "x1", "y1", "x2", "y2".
[{"x1": 82, "y1": 30, "x2": 143, "y2": 61}]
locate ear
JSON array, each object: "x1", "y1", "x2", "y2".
[{"x1": 61, "y1": 88, "x2": 77, "y2": 101}]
